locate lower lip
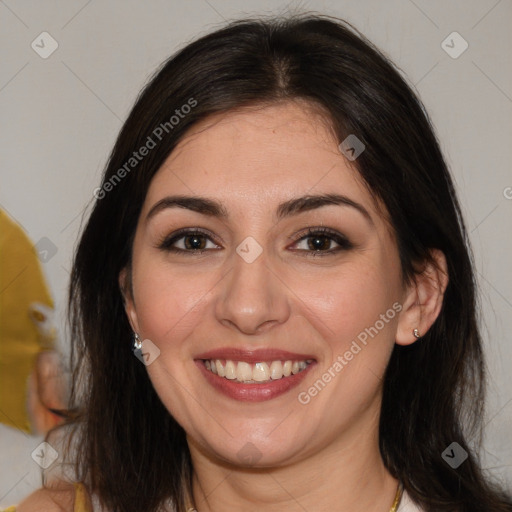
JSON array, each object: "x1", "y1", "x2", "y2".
[{"x1": 195, "y1": 360, "x2": 315, "y2": 402}]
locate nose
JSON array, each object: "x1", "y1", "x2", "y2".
[{"x1": 215, "y1": 246, "x2": 291, "y2": 335}]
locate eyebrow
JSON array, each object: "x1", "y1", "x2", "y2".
[{"x1": 146, "y1": 193, "x2": 373, "y2": 225}]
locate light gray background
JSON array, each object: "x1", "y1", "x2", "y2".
[{"x1": 0, "y1": 0, "x2": 511, "y2": 507}]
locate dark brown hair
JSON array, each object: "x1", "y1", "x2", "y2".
[{"x1": 49, "y1": 13, "x2": 511, "y2": 512}]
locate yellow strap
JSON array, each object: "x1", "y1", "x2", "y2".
[{"x1": 73, "y1": 482, "x2": 93, "y2": 512}]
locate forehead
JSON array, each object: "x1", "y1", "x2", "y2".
[{"x1": 143, "y1": 101, "x2": 375, "y2": 217}]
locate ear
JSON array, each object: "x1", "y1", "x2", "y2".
[
  {"x1": 396, "y1": 249, "x2": 449, "y2": 346},
  {"x1": 119, "y1": 267, "x2": 140, "y2": 334}
]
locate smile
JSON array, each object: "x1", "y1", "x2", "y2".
[
  {"x1": 195, "y1": 348, "x2": 317, "y2": 402},
  {"x1": 203, "y1": 359, "x2": 314, "y2": 383}
]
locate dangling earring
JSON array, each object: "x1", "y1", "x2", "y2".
[
  {"x1": 413, "y1": 328, "x2": 421, "y2": 339},
  {"x1": 133, "y1": 332, "x2": 142, "y2": 350}
]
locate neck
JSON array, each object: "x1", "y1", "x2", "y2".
[{"x1": 187, "y1": 400, "x2": 399, "y2": 512}]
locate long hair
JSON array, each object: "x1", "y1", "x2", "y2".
[{"x1": 51, "y1": 14, "x2": 511, "y2": 512}]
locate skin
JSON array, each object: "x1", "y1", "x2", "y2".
[
  {"x1": 119, "y1": 100, "x2": 448, "y2": 512},
  {"x1": 18, "y1": 102, "x2": 448, "y2": 512}
]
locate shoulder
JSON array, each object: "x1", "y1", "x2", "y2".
[{"x1": 15, "y1": 484, "x2": 77, "y2": 512}]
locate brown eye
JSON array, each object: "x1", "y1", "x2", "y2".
[
  {"x1": 290, "y1": 228, "x2": 353, "y2": 255},
  {"x1": 183, "y1": 234, "x2": 207, "y2": 250},
  {"x1": 158, "y1": 229, "x2": 221, "y2": 253},
  {"x1": 306, "y1": 234, "x2": 333, "y2": 251}
]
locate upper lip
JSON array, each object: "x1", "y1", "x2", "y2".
[{"x1": 195, "y1": 348, "x2": 316, "y2": 363}]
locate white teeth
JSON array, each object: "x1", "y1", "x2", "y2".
[
  {"x1": 253, "y1": 362, "x2": 270, "y2": 382},
  {"x1": 237, "y1": 361, "x2": 253, "y2": 382},
  {"x1": 215, "y1": 360, "x2": 225, "y2": 377},
  {"x1": 204, "y1": 358, "x2": 312, "y2": 383},
  {"x1": 270, "y1": 360, "x2": 283, "y2": 380},
  {"x1": 225, "y1": 360, "x2": 237, "y2": 380}
]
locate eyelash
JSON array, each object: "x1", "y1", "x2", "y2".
[{"x1": 157, "y1": 227, "x2": 353, "y2": 257}]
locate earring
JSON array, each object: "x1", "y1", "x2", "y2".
[
  {"x1": 133, "y1": 332, "x2": 142, "y2": 350},
  {"x1": 413, "y1": 328, "x2": 421, "y2": 339}
]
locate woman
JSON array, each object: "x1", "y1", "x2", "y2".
[{"x1": 13, "y1": 13, "x2": 512, "y2": 512}]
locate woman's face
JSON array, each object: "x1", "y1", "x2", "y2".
[{"x1": 123, "y1": 101, "x2": 411, "y2": 467}]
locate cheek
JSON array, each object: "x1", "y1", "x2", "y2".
[
  {"x1": 131, "y1": 257, "x2": 218, "y2": 353},
  {"x1": 298, "y1": 260, "x2": 401, "y2": 352},
  {"x1": 296, "y1": 267, "x2": 400, "y2": 416}
]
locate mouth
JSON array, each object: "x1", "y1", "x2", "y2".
[
  {"x1": 202, "y1": 358, "x2": 313, "y2": 383},
  {"x1": 194, "y1": 348, "x2": 316, "y2": 402}
]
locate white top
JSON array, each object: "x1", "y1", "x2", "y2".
[
  {"x1": 398, "y1": 489, "x2": 424, "y2": 511},
  {"x1": 88, "y1": 485, "x2": 427, "y2": 511}
]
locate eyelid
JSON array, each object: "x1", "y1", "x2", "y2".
[
  {"x1": 288, "y1": 226, "x2": 350, "y2": 243},
  {"x1": 156, "y1": 227, "x2": 222, "y2": 251}
]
